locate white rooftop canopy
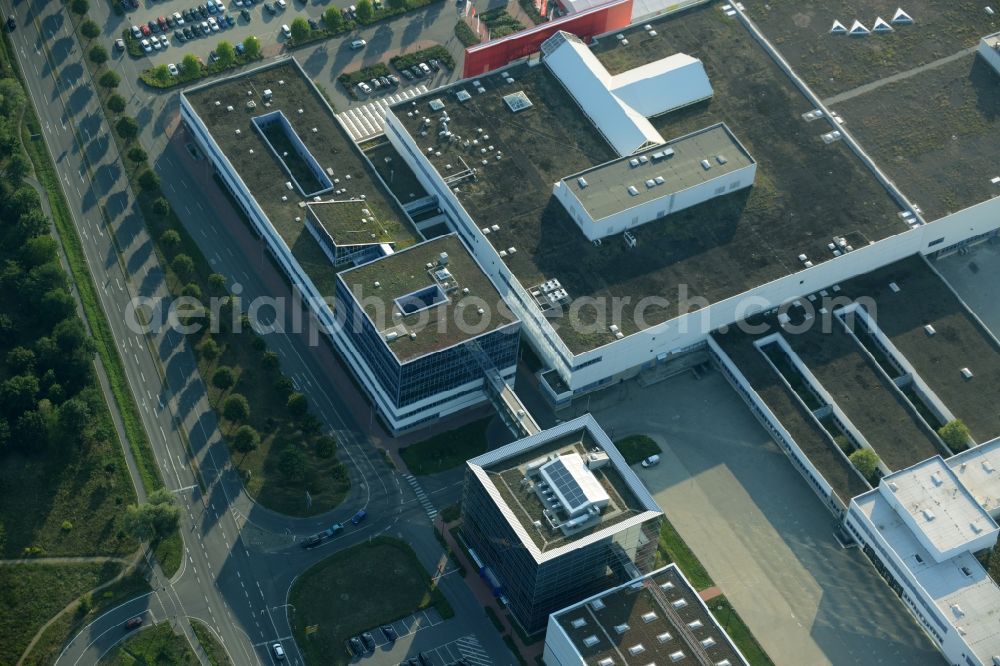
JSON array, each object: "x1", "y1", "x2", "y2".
[
  {"x1": 539, "y1": 452, "x2": 610, "y2": 517},
  {"x1": 541, "y1": 31, "x2": 712, "y2": 156}
]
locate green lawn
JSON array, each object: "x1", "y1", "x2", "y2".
[
  {"x1": 614, "y1": 435, "x2": 662, "y2": 466},
  {"x1": 290, "y1": 537, "x2": 452, "y2": 665},
  {"x1": 654, "y1": 517, "x2": 714, "y2": 591},
  {"x1": 709, "y1": 596, "x2": 774, "y2": 666},
  {"x1": 0, "y1": 562, "x2": 121, "y2": 665},
  {"x1": 22, "y1": 570, "x2": 151, "y2": 666},
  {"x1": 152, "y1": 530, "x2": 182, "y2": 578},
  {"x1": 191, "y1": 618, "x2": 233, "y2": 666},
  {"x1": 400, "y1": 417, "x2": 492, "y2": 475},
  {"x1": 102, "y1": 622, "x2": 199, "y2": 665}
]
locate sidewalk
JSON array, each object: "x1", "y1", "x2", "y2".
[{"x1": 437, "y1": 517, "x2": 544, "y2": 664}]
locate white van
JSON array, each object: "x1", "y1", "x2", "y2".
[
  {"x1": 640, "y1": 454, "x2": 660, "y2": 468},
  {"x1": 350, "y1": 39, "x2": 367, "y2": 49}
]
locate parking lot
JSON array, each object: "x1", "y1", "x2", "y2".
[
  {"x1": 109, "y1": 0, "x2": 466, "y2": 109},
  {"x1": 343, "y1": 607, "x2": 495, "y2": 665},
  {"x1": 573, "y1": 370, "x2": 944, "y2": 666}
]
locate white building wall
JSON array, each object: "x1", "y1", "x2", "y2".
[
  {"x1": 554, "y1": 163, "x2": 756, "y2": 241},
  {"x1": 180, "y1": 92, "x2": 497, "y2": 433},
  {"x1": 978, "y1": 35, "x2": 1000, "y2": 75},
  {"x1": 540, "y1": 617, "x2": 577, "y2": 666}
]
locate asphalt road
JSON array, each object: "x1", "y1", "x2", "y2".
[{"x1": 5, "y1": 0, "x2": 514, "y2": 664}]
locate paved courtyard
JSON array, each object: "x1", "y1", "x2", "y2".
[
  {"x1": 570, "y1": 371, "x2": 943, "y2": 666},
  {"x1": 935, "y1": 241, "x2": 1000, "y2": 337}
]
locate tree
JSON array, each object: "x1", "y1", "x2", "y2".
[
  {"x1": 115, "y1": 116, "x2": 139, "y2": 142},
  {"x1": 199, "y1": 337, "x2": 220, "y2": 360},
  {"x1": 1, "y1": 374, "x2": 39, "y2": 416},
  {"x1": 160, "y1": 229, "x2": 181, "y2": 251},
  {"x1": 212, "y1": 366, "x2": 235, "y2": 390},
  {"x1": 137, "y1": 169, "x2": 160, "y2": 191},
  {"x1": 242, "y1": 36, "x2": 261, "y2": 59},
  {"x1": 286, "y1": 392, "x2": 308, "y2": 418},
  {"x1": 208, "y1": 272, "x2": 227, "y2": 292},
  {"x1": 181, "y1": 54, "x2": 201, "y2": 78},
  {"x1": 274, "y1": 377, "x2": 293, "y2": 398},
  {"x1": 278, "y1": 446, "x2": 307, "y2": 480},
  {"x1": 315, "y1": 435, "x2": 336, "y2": 458},
  {"x1": 223, "y1": 393, "x2": 249, "y2": 422},
  {"x1": 6, "y1": 347, "x2": 35, "y2": 374},
  {"x1": 388, "y1": 0, "x2": 406, "y2": 10},
  {"x1": 261, "y1": 350, "x2": 279, "y2": 371},
  {"x1": 0, "y1": 78, "x2": 26, "y2": 116},
  {"x1": 149, "y1": 64, "x2": 171, "y2": 85},
  {"x1": 232, "y1": 424, "x2": 259, "y2": 455},
  {"x1": 107, "y1": 93, "x2": 127, "y2": 114},
  {"x1": 123, "y1": 489, "x2": 180, "y2": 542},
  {"x1": 215, "y1": 41, "x2": 235, "y2": 67},
  {"x1": 322, "y1": 7, "x2": 343, "y2": 32},
  {"x1": 290, "y1": 17, "x2": 311, "y2": 42},
  {"x1": 849, "y1": 448, "x2": 880, "y2": 483},
  {"x1": 88, "y1": 44, "x2": 108, "y2": 65},
  {"x1": 40, "y1": 288, "x2": 75, "y2": 326},
  {"x1": 53, "y1": 318, "x2": 88, "y2": 353},
  {"x1": 356, "y1": 0, "x2": 374, "y2": 22},
  {"x1": 938, "y1": 420, "x2": 971, "y2": 453},
  {"x1": 21, "y1": 237, "x2": 58, "y2": 267},
  {"x1": 14, "y1": 410, "x2": 48, "y2": 447},
  {"x1": 98, "y1": 70, "x2": 120, "y2": 89},
  {"x1": 127, "y1": 146, "x2": 147, "y2": 164},
  {"x1": 80, "y1": 19, "x2": 100, "y2": 39},
  {"x1": 58, "y1": 397, "x2": 91, "y2": 438},
  {"x1": 4, "y1": 153, "x2": 30, "y2": 181},
  {"x1": 151, "y1": 197, "x2": 171, "y2": 218},
  {"x1": 171, "y1": 254, "x2": 194, "y2": 278},
  {"x1": 70, "y1": 0, "x2": 89, "y2": 14}
]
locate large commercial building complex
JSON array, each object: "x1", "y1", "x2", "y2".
[
  {"x1": 845, "y1": 441, "x2": 1000, "y2": 666},
  {"x1": 544, "y1": 564, "x2": 748, "y2": 666},
  {"x1": 180, "y1": 59, "x2": 523, "y2": 432},
  {"x1": 462, "y1": 416, "x2": 662, "y2": 634}
]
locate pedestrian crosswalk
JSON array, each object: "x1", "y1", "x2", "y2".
[{"x1": 403, "y1": 474, "x2": 438, "y2": 519}]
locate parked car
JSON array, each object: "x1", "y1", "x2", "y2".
[
  {"x1": 183, "y1": 25, "x2": 194, "y2": 38},
  {"x1": 140, "y1": 38, "x2": 152, "y2": 52},
  {"x1": 150, "y1": 34, "x2": 162, "y2": 49},
  {"x1": 640, "y1": 454, "x2": 660, "y2": 468},
  {"x1": 206, "y1": 0, "x2": 217, "y2": 12},
  {"x1": 197, "y1": 3, "x2": 208, "y2": 17},
  {"x1": 348, "y1": 636, "x2": 365, "y2": 655},
  {"x1": 264, "y1": 2, "x2": 276, "y2": 13},
  {"x1": 173, "y1": 11, "x2": 184, "y2": 24},
  {"x1": 419, "y1": 653, "x2": 432, "y2": 666},
  {"x1": 208, "y1": 16, "x2": 219, "y2": 31},
  {"x1": 400, "y1": 68, "x2": 413, "y2": 81},
  {"x1": 387, "y1": 74, "x2": 399, "y2": 86},
  {"x1": 115, "y1": 37, "x2": 126, "y2": 51},
  {"x1": 124, "y1": 616, "x2": 143, "y2": 630},
  {"x1": 361, "y1": 632, "x2": 376, "y2": 652},
  {"x1": 276, "y1": 0, "x2": 287, "y2": 8},
  {"x1": 280, "y1": 23, "x2": 291, "y2": 37},
  {"x1": 224, "y1": 14, "x2": 235, "y2": 26},
  {"x1": 409, "y1": 65, "x2": 423, "y2": 78},
  {"x1": 428, "y1": 58, "x2": 440, "y2": 71},
  {"x1": 357, "y1": 81, "x2": 371, "y2": 94},
  {"x1": 381, "y1": 624, "x2": 397, "y2": 642},
  {"x1": 307, "y1": 17, "x2": 318, "y2": 29},
  {"x1": 167, "y1": 62, "x2": 179, "y2": 75},
  {"x1": 200, "y1": 20, "x2": 210, "y2": 33},
  {"x1": 209, "y1": 50, "x2": 219, "y2": 62},
  {"x1": 418, "y1": 62, "x2": 431, "y2": 75},
  {"x1": 130, "y1": 24, "x2": 142, "y2": 38},
  {"x1": 351, "y1": 509, "x2": 367, "y2": 524},
  {"x1": 350, "y1": 38, "x2": 366, "y2": 49},
  {"x1": 174, "y1": 29, "x2": 185, "y2": 41},
  {"x1": 157, "y1": 15, "x2": 168, "y2": 29},
  {"x1": 235, "y1": 41, "x2": 246, "y2": 54},
  {"x1": 369, "y1": 77, "x2": 381, "y2": 89},
  {"x1": 240, "y1": 8, "x2": 251, "y2": 20},
  {"x1": 272, "y1": 643, "x2": 286, "y2": 661},
  {"x1": 378, "y1": 76, "x2": 390, "y2": 87}
]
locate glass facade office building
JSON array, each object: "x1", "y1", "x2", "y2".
[{"x1": 461, "y1": 416, "x2": 663, "y2": 634}]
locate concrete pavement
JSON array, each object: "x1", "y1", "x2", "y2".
[{"x1": 580, "y1": 370, "x2": 943, "y2": 666}]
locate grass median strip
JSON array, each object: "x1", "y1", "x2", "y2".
[{"x1": 104, "y1": 621, "x2": 199, "y2": 665}]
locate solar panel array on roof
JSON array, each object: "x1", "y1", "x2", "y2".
[{"x1": 546, "y1": 458, "x2": 589, "y2": 509}]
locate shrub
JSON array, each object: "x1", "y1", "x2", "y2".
[
  {"x1": 151, "y1": 197, "x2": 171, "y2": 218},
  {"x1": 315, "y1": 435, "x2": 336, "y2": 458},
  {"x1": 287, "y1": 392, "x2": 308, "y2": 417},
  {"x1": 356, "y1": 0, "x2": 374, "y2": 22},
  {"x1": 160, "y1": 229, "x2": 181, "y2": 250},
  {"x1": 261, "y1": 350, "x2": 279, "y2": 370},
  {"x1": 127, "y1": 145, "x2": 147, "y2": 164},
  {"x1": 454, "y1": 21, "x2": 480, "y2": 46},
  {"x1": 938, "y1": 420, "x2": 972, "y2": 453},
  {"x1": 233, "y1": 424, "x2": 260, "y2": 454},
  {"x1": 199, "y1": 338, "x2": 220, "y2": 360},
  {"x1": 291, "y1": 17, "x2": 311, "y2": 42},
  {"x1": 208, "y1": 272, "x2": 227, "y2": 292},
  {"x1": 61, "y1": 520, "x2": 73, "y2": 531},
  {"x1": 243, "y1": 36, "x2": 261, "y2": 59},
  {"x1": 323, "y1": 7, "x2": 344, "y2": 32},
  {"x1": 212, "y1": 366, "x2": 236, "y2": 390},
  {"x1": 171, "y1": 254, "x2": 194, "y2": 278},
  {"x1": 71, "y1": 0, "x2": 89, "y2": 14},
  {"x1": 181, "y1": 282, "x2": 201, "y2": 299},
  {"x1": 849, "y1": 448, "x2": 880, "y2": 483}
]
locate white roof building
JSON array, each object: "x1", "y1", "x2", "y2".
[
  {"x1": 540, "y1": 31, "x2": 712, "y2": 156},
  {"x1": 846, "y1": 439, "x2": 1000, "y2": 666}
]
